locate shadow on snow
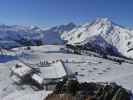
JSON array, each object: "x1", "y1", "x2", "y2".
[{"x1": 0, "y1": 55, "x2": 16, "y2": 63}]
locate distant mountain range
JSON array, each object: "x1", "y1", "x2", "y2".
[
  {"x1": 0, "y1": 23, "x2": 76, "y2": 48},
  {"x1": 1, "y1": 18, "x2": 133, "y2": 58}
]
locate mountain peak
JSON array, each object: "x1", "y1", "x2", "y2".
[
  {"x1": 96, "y1": 17, "x2": 110, "y2": 22},
  {"x1": 62, "y1": 17, "x2": 133, "y2": 58},
  {"x1": 66, "y1": 22, "x2": 76, "y2": 27},
  {"x1": 81, "y1": 17, "x2": 112, "y2": 28},
  {"x1": 95, "y1": 17, "x2": 112, "y2": 25}
]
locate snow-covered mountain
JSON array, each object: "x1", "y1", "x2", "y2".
[
  {"x1": 1, "y1": 18, "x2": 133, "y2": 58},
  {"x1": 0, "y1": 23, "x2": 76, "y2": 48},
  {"x1": 42, "y1": 23, "x2": 76, "y2": 44},
  {"x1": 62, "y1": 18, "x2": 133, "y2": 58}
]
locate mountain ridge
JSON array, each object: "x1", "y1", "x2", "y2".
[
  {"x1": 0, "y1": 23, "x2": 76, "y2": 48},
  {"x1": 1, "y1": 18, "x2": 133, "y2": 58},
  {"x1": 61, "y1": 18, "x2": 133, "y2": 58}
]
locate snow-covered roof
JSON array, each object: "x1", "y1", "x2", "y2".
[
  {"x1": 31, "y1": 74, "x2": 44, "y2": 85},
  {"x1": 11, "y1": 63, "x2": 32, "y2": 77},
  {"x1": 42, "y1": 61, "x2": 67, "y2": 79}
]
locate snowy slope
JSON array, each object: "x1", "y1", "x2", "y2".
[
  {"x1": 1, "y1": 45, "x2": 133, "y2": 99},
  {"x1": 3, "y1": 90, "x2": 51, "y2": 100},
  {"x1": 0, "y1": 23, "x2": 76, "y2": 48},
  {"x1": 62, "y1": 18, "x2": 133, "y2": 58}
]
